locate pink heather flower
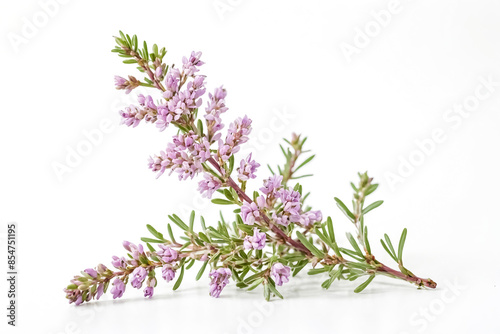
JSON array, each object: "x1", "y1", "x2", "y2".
[
  {"x1": 123, "y1": 241, "x2": 132, "y2": 252},
  {"x1": 193, "y1": 137, "x2": 212, "y2": 162},
  {"x1": 162, "y1": 265, "x2": 176, "y2": 282},
  {"x1": 96, "y1": 283, "x2": 104, "y2": 300},
  {"x1": 155, "y1": 66, "x2": 162, "y2": 78},
  {"x1": 147, "y1": 146, "x2": 176, "y2": 178},
  {"x1": 110, "y1": 278, "x2": 126, "y2": 299},
  {"x1": 198, "y1": 173, "x2": 222, "y2": 198},
  {"x1": 119, "y1": 105, "x2": 142, "y2": 128},
  {"x1": 271, "y1": 189, "x2": 302, "y2": 226},
  {"x1": 205, "y1": 86, "x2": 228, "y2": 142},
  {"x1": 128, "y1": 243, "x2": 145, "y2": 262},
  {"x1": 271, "y1": 263, "x2": 291, "y2": 286},
  {"x1": 144, "y1": 286, "x2": 154, "y2": 298},
  {"x1": 209, "y1": 268, "x2": 232, "y2": 298},
  {"x1": 271, "y1": 212, "x2": 288, "y2": 226},
  {"x1": 144, "y1": 278, "x2": 156, "y2": 298},
  {"x1": 84, "y1": 268, "x2": 97, "y2": 278},
  {"x1": 182, "y1": 51, "x2": 204, "y2": 76},
  {"x1": 75, "y1": 295, "x2": 83, "y2": 306},
  {"x1": 163, "y1": 69, "x2": 181, "y2": 99},
  {"x1": 218, "y1": 115, "x2": 252, "y2": 161},
  {"x1": 148, "y1": 133, "x2": 207, "y2": 180},
  {"x1": 144, "y1": 95, "x2": 157, "y2": 110},
  {"x1": 156, "y1": 105, "x2": 173, "y2": 132},
  {"x1": 131, "y1": 267, "x2": 148, "y2": 289},
  {"x1": 237, "y1": 153, "x2": 260, "y2": 181},
  {"x1": 157, "y1": 245, "x2": 178, "y2": 263},
  {"x1": 299, "y1": 210, "x2": 323, "y2": 227},
  {"x1": 241, "y1": 202, "x2": 260, "y2": 225},
  {"x1": 114, "y1": 75, "x2": 127, "y2": 87},
  {"x1": 111, "y1": 256, "x2": 127, "y2": 269},
  {"x1": 256, "y1": 195, "x2": 269, "y2": 209},
  {"x1": 96, "y1": 264, "x2": 108, "y2": 274},
  {"x1": 260, "y1": 175, "x2": 283, "y2": 196},
  {"x1": 114, "y1": 75, "x2": 140, "y2": 94},
  {"x1": 123, "y1": 241, "x2": 144, "y2": 266},
  {"x1": 137, "y1": 94, "x2": 146, "y2": 105},
  {"x1": 243, "y1": 227, "x2": 266, "y2": 250}
]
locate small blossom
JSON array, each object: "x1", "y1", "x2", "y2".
[
  {"x1": 131, "y1": 267, "x2": 148, "y2": 289},
  {"x1": 198, "y1": 173, "x2": 222, "y2": 198},
  {"x1": 271, "y1": 263, "x2": 291, "y2": 286},
  {"x1": 111, "y1": 256, "x2": 127, "y2": 269},
  {"x1": 218, "y1": 115, "x2": 252, "y2": 161},
  {"x1": 75, "y1": 295, "x2": 83, "y2": 306},
  {"x1": 129, "y1": 243, "x2": 145, "y2": 262},
  {"x1": 241, "y1": 202, "x2": 260, "y2": 225},
  {"x1": 162, "y1": 265, "x2": 176, "y2": 282},
  {"x1": 182, "y1": 51, "x2": 204, "y2": 76},
  {"x1": 123, "y1": 241, "x2": 132, "y2": 252},
  {"x1": 243, "y1": 227, "x2": 266, "y2": 250},
  {"x1": 97, "y1": 264, "x2": 108, "y2": 274},
  {"x1": 119, "y1": 105, "x2": 142, "y2": 128},
  {"x1": 205, "y1": 86, "x2": 228, "y2": 142},
  {"x1": 260, "y1": 175, "x2": 283, "y2": 196},
  {"x1": 209, "y1": 268, "x2": 232, "y2": 298},
  {"x1": 237, "y1": 153, "x2": 260, "y2": 181},
  {"x1": 157, "y1": 245, "x2": 178, "y2": 263},
  {"x1": 144, "y1": 286, "x2": 154, "y2": 298},
  {"x1": 155, "y1": 66, "x2": 162, "y2": 78},
  {"x1": 84, "y1": 268, "x2": 97, "y2": 278},
  {"x1": 299, "y1": 210, "x2": 323, "y2": 227},
  {"x1": 96, "y1": 283, "x2": 104, "y2": 300},
  {"x1": 110, "y1": 278, "x2": 126, "y2": 299},
  {"x1": 114, "y1": 75, "x2": 140, "y2": 94}
]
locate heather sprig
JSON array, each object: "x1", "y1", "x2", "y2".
[{"x1": 64, "y1": 32, "x2": 436, "y2": 306}]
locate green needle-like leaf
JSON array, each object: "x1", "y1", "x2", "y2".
[
  {"x1": 211, "y1": 198, "x2": 234, "y2": 205},
  {"x1": 189, "y1": 210, "x2": 195, "y2": 232},
  {"x1": 296, "y1": 232, "x2": 325, "y2": 258},
  {"x1": 146, "y1": 224, "x2": 164, "y2": 241},
  {"x1": 294, "y1": 154, "x2": 315, "y2": 172},
  {"x1": 363, "y1": 226, "x2": 371, "y2": 254},
  {"x1": 168, "y1": 215, "x2": 189, "y2": 231},
  {"x1": 346, "y1": 232, "x2": 363, "y2": 256},
  {"x1": 354, "y1": 275, "x2": 375, "y2": 293},
  {"x1": 362, "y1": 200, "x2": 384, "y2": 215},
  {"x1": 173, "y1": 265, "x2": 185, "y2": 290},
  {"x1": 398, "y1": 228, "x2": 408, "y2": 261},
  {"x1": 384, "y1": 234, "x2": 397, "y2": 259},
  {"x1": 196, "y1": 261, "x2": 208, "y2": 281},
  {"x1": 380, "y1": 239, "x2": 398, "y2": 262},
  {"x1": 334, "y1": 197, "x2": 355, "y2": 220}
]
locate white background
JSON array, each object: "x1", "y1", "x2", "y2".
[{"x1": 1, "y1": 0, "x2": 499, "y2": 333}]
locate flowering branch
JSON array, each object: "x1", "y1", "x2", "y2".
[{"x1": 64, "y1": 31, "x2": 436, "y2": 306}]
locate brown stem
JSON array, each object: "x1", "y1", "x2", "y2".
[{"x1": 378, "y1": 264, "x2": 437, "y2": 288}]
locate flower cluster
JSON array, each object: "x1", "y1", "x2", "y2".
[
  {"x1": 208, "y1": 268, "x2": 232, "y2": 298},
  {"x1": 148, "y1": 131, "x2": 211, "y2": 180},
  {"x1": 118, "y1": 53, "x2": 205, "y2": 132},
  {"x1": 198, "y1": 173, "x2": 222, "y2": 198},
  {"x1": 237, "y1": 153, "x2": 260, "y2": 182},
  {"x1": 271, "y1": 263, "x2": 291, "y2": 286},
  {"x1": 114, "y1": 75, "x2": 140, "y2": 94},
  {"x1": 205, "y1": 86, "x2": 228, "y2": 142},
  {"x1": 243, "y1": 227, "x2": 266, "y2": 250},
  {"x1": 241, "y1": 175, "x2": 322, "y2": 228},
  {"x1": 217, "y1": 116, "x2": 252, "y2": 162}
]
